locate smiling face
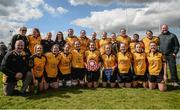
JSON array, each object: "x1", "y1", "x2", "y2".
[
  {"x1": 120, "y1": 43, "x2": 126, "y2": 53},
  {"x1": 92, "y1": 32, "x2": 97, "y2": 40},
  {"x1": 80, "y1": 30, "x2": 86, "y2": 37},
  {"x1": 102, "y1": 32, "x2": 107, "y2": 39},
  {"x1": 120, "y1": 29, "x2": 126, "y2": 37},
  {"x1": 111, "y1": 33, "x2": 116, "y2": 40},
  {"x1": 133, "y1": 34, "x2": 139, "y2": 42},
  {"x1": 15, "y1": 40, "x2": 24, "y2": 53},
  {"x1": 150, "y1": 42, "x2": 157, "y2": 53},
  {"x1": 56, "y1": 32, "x2": 63, "y2": 41},
  {"x1": 33, "y1": 28, "x2": 39, "y2": 37},
  {"x1": 64, "y1": 44, "x2": 70, "y2": 54},
  {"x1": 105, "y1": 44, "x2": 111, "y2": 55},
  {"x1": 35, "y1": 44, "x2": 43, "y2": 54},
  {"x1": 146, "y1": 31, "x2": 153, "y2": 39},
  {"x1": 161, "y1": 24, "x2": 169, "y2": 34},
  {"x1": 47, "y1": 32, "x2": 52, "y2": 40},
  {"x1": 89, "y1": 42, "x2": 95, "y2": 51},
  {"x1": 52, "y1": 45, "x2": 59, "y2": 55},
  {"x1": 68, "y1": 29, "x2": 74, "y2": 36},
  {"x1": 19, "y1": 27, "x2": 27, "y2": 36},
  {"x1": 135, "y1": 43, "x2": 142, "y2": 53},
  {"x1": 74, "y1": 41, "x2": 81, "y2": 50}
]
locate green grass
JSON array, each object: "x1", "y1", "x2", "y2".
[{"x1": 0, "y1": 66, "x2": 180, "y2": 109}]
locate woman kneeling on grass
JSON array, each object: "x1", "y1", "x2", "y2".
[
  {"x1": 85, "y1": 41, "x2": 101, "y2": 88},
  {"x1": 29, "y1": 44, "x2": 47, "y2": 94},
  {"x1": 147, "y1": 41, "x2": 167, "y2": 92},
  {"x1": 132, "y1": 42, "x2": 148, "y2": 88},
  {"x1": 44, "y1": 44, "x2": 61, "y2": 89},
  {"x1": 58, "y1": 43, "x2": 72, "y2": 87},
  {"x1": 117, "y1": 43, "x2": 132, "y2": 88},
  {"x1": 101, "y1": 44, "x2": 117, "y2": 88}
]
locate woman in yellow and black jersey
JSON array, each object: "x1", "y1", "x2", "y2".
[
  {"x1": 141, "y1": 30, "x2": 159, "y2": 53},
  {"x1": 99, "y1": 32, "x2": 111, "y2": 55},
  {"x1": 58, "y1": 44, "x2": 72, "y2": 87},
  {"x1": 129, "y1": 34, "x2": 144, "y2": 53},
  {"x1": 65, "y1": 28, "x2": 79, "y2": 50},
  {"x1": 29, "y1": 44, "x2": 46, "y2": 92},
  {"x1": 27, "y1": 28, "x2": 41, "y2": 55},
  {"x1": 101, "y1": 44, "x2": 117, "y2": 88},
  {"x1": 44, "y1": 44, "x2": 61, "y2": 89},
  {"x1": 85, "y1": 41, "x2": 101, "y2": 88},
  {"x1": 117, "y1": 43, "x2": 132, "y2": 88},
  {"x1": 147, "y1": 41, "x2": 167, "y2": 92},
  {"x1": 71, "y1": 40, "x2": 86, "y2": 86},
  {"x1": 132, "y1": 42, "x2": 148, "y2": 88}
]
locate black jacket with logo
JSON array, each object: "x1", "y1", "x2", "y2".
[{"x1": 1, "y1": 51, "x2": 30, "y2": 82}]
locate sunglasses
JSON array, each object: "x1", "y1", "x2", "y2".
[{"x1": 21, "y1": 30, "x2": 27, "y2": 32}]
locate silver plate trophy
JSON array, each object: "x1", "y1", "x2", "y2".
[{"x1": 86, "y1": 59, "x2": 98, "y2": 71}]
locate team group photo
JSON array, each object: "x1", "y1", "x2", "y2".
[{"x1": 0, "y1": 0, "x2": 180, "y2": 109}]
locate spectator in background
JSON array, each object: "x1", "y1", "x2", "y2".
[
  {"x1": 159, "y1": 24, "x2": 180, "y2": 87},
  {"x1": 55, "y1": 31, "x2": 66, "y2": 52},
  {"x1": 0, "y1": 42, "x2": 7, "y2": 65},
  {"x1": 41, "y1": 32, "x2": 55, "y2": 53}
]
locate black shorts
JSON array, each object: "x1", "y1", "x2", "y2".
[
  {"x1": 35, "y1": 77, "x2": 43, "y2": 83},
  {"x1": 86, "y1": 69, "x2": 100, "y2": 82},
  {"x1": 148, "y1": 69, "x2": 164, "y2": 83},
  {"x1": 45, "y1": 77, "x2": 58, "y2": 83},
  {"x1": 58, "y1": 71, "x2": 71, "y2": 81},
  {"x1": 43, "y1": 71, "x2": 58, "y2": 83},
  {"x1": 72, "y1": 68, "x2": 85, "y2": 80},
  {"x1": 133, "y1": 74, "x2": 148, "y2": 82},
  {"x1": 117, "y1": 69, "x2": 133, "y2": 83},
  {"x1": 102, "y1": 68, "x2": 118, "y2": 82}
]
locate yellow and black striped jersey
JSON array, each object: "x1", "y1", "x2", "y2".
[
  {"x1": 85, "y1": 50, "x2": 101, "y2": 64},
  {"x1": 58, "y1": 52, "x2": 72, "y2": 75},
  {"x1": 27, "y1": 35, "x2": 41, "y2": 55},
  {"x1": 147, "y1": 52, "x2": 165, "y2": 75},
  {"x1": 45, "y1": 52, "x2": 61, "y2": 77},
  {"x1": 117, "y1": 51, "x2": 132, "y2": 74},
  {"x1": 71, "y1": 49, "x2": 85, "y2": 68},
  {"x1": 101, "y1": 54, "x2": 116, "y2": 69},
  {"x1": 116, "y1": 35, "x2": 131, "y2": 47},
  {"x1": 78, "y1": 36, "x2": 90, "y2": 52},
  {"x1": 142, "y1": 36, "x2": 159, "y2": 53},
  {"x1": 99, "y1": 38, "x2": 110, "y2": 55},
  {"x1": 30, "y1": 55, "x2": 46, "y2": 78},
  {"x1": 132, "y1": 52, "x2": 146, "y2": 75}
]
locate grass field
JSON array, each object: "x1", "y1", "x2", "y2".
[{"x1": 0, "y1": 66, "x2": 180, "y2": 109}]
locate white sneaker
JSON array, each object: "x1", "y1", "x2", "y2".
[
  {"x1": 66, "y1": 80, "x2": 72, "y2": 87},
  {"x1": 172, "y1": 82, "x2": 180, "y2": 87}
]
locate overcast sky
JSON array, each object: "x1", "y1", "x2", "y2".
[{"x1": 0, "y1": 0, "x2": 180, "y2": 45}]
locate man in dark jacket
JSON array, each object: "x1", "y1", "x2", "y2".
[
  {"x1": 158, "y1": 24, "x2": 180, "y2": 87},
  {"x1": 1, "y1": 40, "x2": 32, "y2": 96}
]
